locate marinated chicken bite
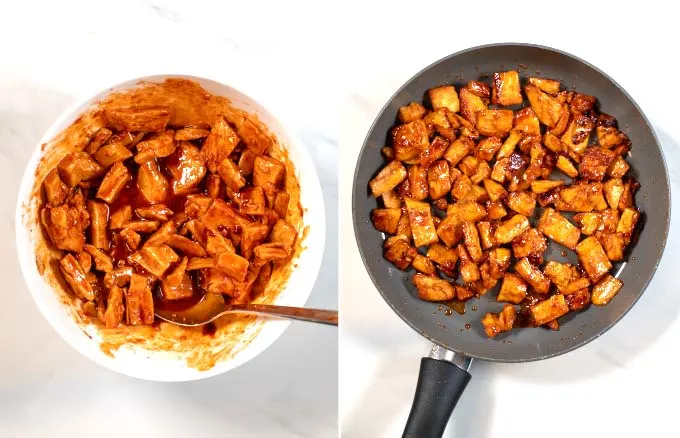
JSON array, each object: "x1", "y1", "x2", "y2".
[
  {"x1": 369, "y1": 70, "x2": 640, "y2": 337},
  {"x1": 40, "y1": 105, "x2": 301, "y2": 330}
]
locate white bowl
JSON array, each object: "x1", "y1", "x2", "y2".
[{"x1": 15, "y1": 75, "x2": 325, "y2": 381}]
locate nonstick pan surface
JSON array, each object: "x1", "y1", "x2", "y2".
[{"x1": 352, "y1": 43, "x2": 670, "y2": 363}]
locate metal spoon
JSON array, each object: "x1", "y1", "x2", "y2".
[{"x1": 155, "y1": 293, "x2": 338, "y2": 326}]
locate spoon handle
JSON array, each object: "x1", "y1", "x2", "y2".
[{"x1": 223, "y1": 304, "x2": 338, "y2": 326}]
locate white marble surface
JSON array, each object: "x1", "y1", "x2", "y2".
[
  {"x1": 340, "y1": 1, "x2": 680, "y2": 437},
  {"x1": 0, "y1": 1, "x2": 337, "y2": 437}
]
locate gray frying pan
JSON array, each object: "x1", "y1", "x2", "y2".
[{"x1": 352, "y1": 43, "x2": 670, "y2": 437}]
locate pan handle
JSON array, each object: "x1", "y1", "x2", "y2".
[{"x1": 403, "y1": 345, "x2": 473, "y2": 438}]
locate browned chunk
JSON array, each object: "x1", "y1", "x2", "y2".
[
  {"x1": 58, "y1": 152, "x2": 105, "y2": 187},
  {"x1": 497, "y1": 273, "x2": 528, "y2": 304},
  {"x1": 513, "y1": 107, "x2": 541, "y2": 136},
  {"x1": 565, "y1": 287, "x2": 591, "y2": 311},
  {"x1": 398, "y1": 102, "x2": 428, "y2": 123},
  {"x1": 576, "y1": 236, "x2": 613, "y2": 282},
  {"x1": 174, "y1": 126, "x2": 210, "y2": 141},
  {"x1": 512, "y1": 228, "x2": 547, "y2": 261},
  {"x1": 84, "y1": 244, "x2": 114, "y2": 272},
  {"x1": 167, "y1": 234, "x2": 206, "y2": 257},
  {"x1": 392, "y1": 119, "x2": 430, "y2": 161},
  {"x1": 461, "y1": 221, "x2": 483, "y2": 263},
  {"x1": 579, "y1": 147, "x2": 616, "y2": 181},
  {"x1": 137, "y1": 159, "x2": 169, "y2": 204},
  {"x1": 103, "y1": 266, "x2": 133, "y2": 288},
  {"x1": 253, "y1": 156, "x2": 285, "y2": 190},
  {"x1": 236, "y1": 118, "x2": 272, "y2": 155},
  {"x1": 482, "y1": 305, "x2": 516, "y2": 338},
  {"x1": 59, "y1": 253, "x2": 95, "y2": 301},
  {"x1": 144, "y1": 220, "x2": 176, "y2": 247},
  {"x1": 477, "y1": 221, "x2": 495, "y2": 249},
  {"x1": 412, "y1": 254, "x2": 436, "y2": 274},
  {"x1": 187, "y1": 257, "x2": 216, "y2": 270},
  {"x1": 384, "y1": 235, "x2": 417, "y2": 270},
  {"x1": 537, "y1": 208, "x2": 580, "y2": 249},
  {"x1": 530, "y1": 294, "x2": 569, "y2": 326},
  {"x1": 460, "y1": 87, "x2": 488, "y2": 124},
  {"x1": 120, "y1": 228, "x2": 141, "y2": 250},
  {"x1": 413, "y1": 273, "x2": 456, "y2": 301},
  {"x1": 477, "y1": 137, "x2": 503, "y2": 161},
  {"x1": 162, "y1": 271, "x2": 193, "y2": 301},
  {"x1": 543, "y1": 261, "x2": 574, "y2": 288},
  {"x1": 494, "y1": 214, "x2": 530, "y2": 244},
  {"x1": 528, "y1": 77, "x2": 561, "y2": 95},
  {"x1": 457, "y1": 244, "x2": 480, "y2": 283},
  {"x1": 428, "y1": 160, "x2": 451, "y2": 199},
  {"x1": 124, "y1": 220, "x2": 160, "y2": 234},
  {"x1": 86, "y1": 200, "x2": 109, "y2": 249},
  {"x1": 106, "y1": 106, "x2": 170, "y2": 132},
  {"x1": 42, "y1": 204, "x2": 87, "y2": 252},
  {"x1": 239, "y1": 186, "x2": 266, "y2": 216},
  {"x1": 253, "y1": 243, "x2": 291, "y2": 263},
  {"x1": 607, "y1": 156, "x2": 630, "y2": 178},
  {"x1": 43, "y1": 169, "x2": 68, "y2": 205},
  {"x1": 94, "y1": 140, "x2": 133, "y2": 167},
  {"x1": 267, "y1": 220, "x2": 295, "y2": 249},
  {"x1": 506, "y1": 191, "x2": 537, "y2": 216},
  {"x1": 96, "y1": 162, "x2": 130, "y2": 204},
  {"x1": 426, "y1": 243, "x2": 459, "y2": 273},
  {"x1": 556, "y1": 155, "x2": 578, "y2": 178},
  {"x1": 129, "y1": 244, "x2": 179, "y2": 277},
  {"x1": 617, "y1": 207, "x2": 640, "y2": 240},
  {"x1": 125, "y1": 274, "x2": 155, "y2": 325},
  {"x1": 166, "y1": 142, "x2": 206, "y2": 195},
  {"x1": 404, "y1": 197, "x2": 438, "y2": 247},
  {"x1": 488, "y1": 247, "x2": 511, "y2": 279},
  {"x1": 476, "y1": 110, "x2": 514, "y2": 137},
  {"x1": 444, "y1": 137, "x2": 474, "y2": 168},
  {"x1": 216, "y1": 251, "x2": 249, "y2": 282},
  {"x1": 85, "y1": 127, "x2": 113, "y2": 154},
  {"x1": 525, "y1": 85, "x2": 563, "y2": 128},
  {"x1": 103, "y1": 285, "x2": 125, "y2": 328},
  {"x1": 109, "y1": 205, "x2": 132, "y2": 230},
  {"x1": 573, "y1": 212, "x2": 603, "y2": 235},
  {"x1": 197, "y1": 116, "x2": 239, "y2": 173},
  {"x1": 555, "y1": 183, "x2": 607, "y2": 212},
  {"x1": 429, "y1": 85, "x2": 460, "y2": 113},
  {"x1": 591, "y1": 274, "x2": 623, "y2": 305},
  {"x1": 514, "y1": 257, "x2": 550, "y2": 294},
  {"x1": 492, "y1": 71, "x2": 522, "y2": 106},
  {"x1": 133, "y1": 205, "x2": 171, "y2": 223},
  {"x1": 217, "y1": 158, "x2": 246, "y2": 192}
]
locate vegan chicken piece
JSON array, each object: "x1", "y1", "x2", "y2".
[
  {"x1": 482, "y1": 305, "x2": 516, "y2": 338},
  {"x1": 392, "y1": 119, "x2": 430, "y2": 161},
  {"x1": 413, "y1": 273, "x2": 457, "y2": 301},
  {"x1": 105, "y1": 106, "x2": 170, "y2": 132},
  {"x1": 537, "y1": 208, "x2": 581, "y2": 249},
  {"x1": 492, "y1": 71, "x2": 523, "y2": 106}
]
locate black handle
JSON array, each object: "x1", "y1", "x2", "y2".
[{"x1": 403, "y1": 357, "x2": 472, "y2": 438}]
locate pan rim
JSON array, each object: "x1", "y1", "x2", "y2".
[{"x1": 351, "y1": 42, "x2": 671, "y2": 363}]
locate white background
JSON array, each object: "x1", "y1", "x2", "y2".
[
  {"x1": 0, "y1": 1, "x2": 337, "y2": 437},
  {"x1": 339, "y1": 1, "x2": 680, "y2": 437}
]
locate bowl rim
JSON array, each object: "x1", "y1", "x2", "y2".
[{"x1": 15, "y1": 73, "x2": 326, "y2": 381}]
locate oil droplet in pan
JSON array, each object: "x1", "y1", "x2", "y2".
[
  {"x1": 444, "y1": 308, "x2": 453, "y2": 316},
  {"x1": 465, "y1": 323, "x2": 471, "y2": 330}
]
